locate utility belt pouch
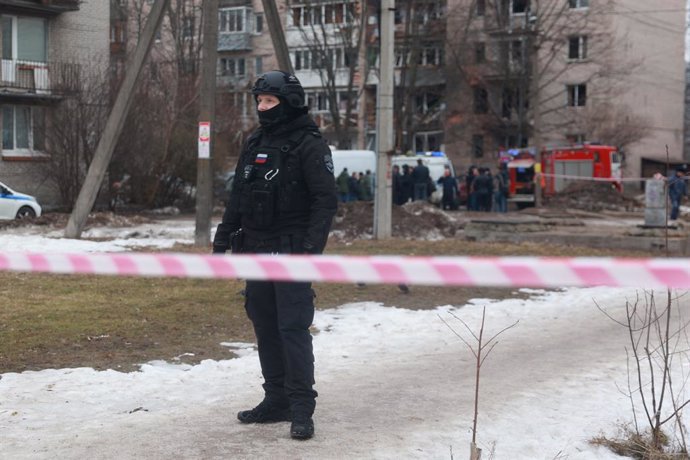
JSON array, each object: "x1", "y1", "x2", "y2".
[
  {"x1": 230, "y1": 229, "x2": 244, "y2": 253},
  {"x1": 251, "y1": 187, "x2": 275, "y2": 228}
]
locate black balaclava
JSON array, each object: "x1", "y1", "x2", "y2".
[{"x1": 257, "y1": 96, "x2": 307, "y2": 131}]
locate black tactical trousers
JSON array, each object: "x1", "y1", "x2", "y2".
[{"x1": 244, "y1": 278, "x2": 317, "y2": 417}]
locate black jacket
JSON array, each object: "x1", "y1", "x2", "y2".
[{"x1": 213, "y1": 114, "x2": 337, "y2": 254}]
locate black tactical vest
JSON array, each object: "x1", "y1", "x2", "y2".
[{"x1": 233, "y1": 128, "x2": 316, "y2": 230}]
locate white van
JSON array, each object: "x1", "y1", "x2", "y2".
[
  {"x1": 330, "y1": 149, "x2": 377, "y2": 177},
  {"x1": 391, "y1": 152, "x2": 455, "y2": 204}
]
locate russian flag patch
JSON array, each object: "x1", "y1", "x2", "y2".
[{"x1": 255, "y1": 153, "x2": 268, "y2": 164}]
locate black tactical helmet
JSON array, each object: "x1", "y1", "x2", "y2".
[{"x1": 251, "y1": 70, "x2": 306, "y2": 109}]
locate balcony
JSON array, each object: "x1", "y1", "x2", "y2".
[
  {"x1": 0, "y1": 0, "x2": 79, "y2": 16},
  {"x1": 0, "y1": 59, "x2": 80, "y2": 101},
  {"x1": 218, "y1": 32, "x2": 252, "y2": 52}
]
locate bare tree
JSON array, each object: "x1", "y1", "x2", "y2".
[
  {"x1": 109, "y1": 0, "x2": 213, "y2": 209},
  {"x1": 40, "y1": 62, "x2": 110, "y2": 208},
  {"x1": 583, "y1": 104, "x2": 651, "y2": 153},
  {"x1": 440, "y1": 307, "x2": 518, "y2": 460},
  {"x1": 596, "y1": 289, "x2": 690, "y2": 456},
  {"x1": 291, "y1": 0, "x2": 369, "y2": 148}
]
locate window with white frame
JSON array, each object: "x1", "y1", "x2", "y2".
[
  {"x1": 568, "y1": 0, "x2": 588, "y2": 9},
  {"x1": 2, "y1": 16, "x2": 47, "y2": 62},
  {"x1": 418, "y1": 46, "x2": 444, "y2": 66},
  {"x1": 219, "y1": 8, "x2": 248, "y2": 33},
  {"x1": 294, "y1": 49, "x2": 311, "y2": 70},
  {"x1": 233, "y1": 91, "x2": 251, "y2": 117},
  {"x1": 415, "y1": 131, "x2": 443, "y2": 152},
  {"x1": 395, "y1": 45, "x2": 444, "y2": 67},
  {"x1": 304, "y1": 90, "x2": 357, "y2": 113},
  {"x1": 255, "y1": 13, "x2": 263, "y2": 33},
  {"x1": 414, "y1": 1, "x2": 445, "y2": 23},
  {"x1": 290, "y1": 2, "x2": 354, "y2": 27},
  {"x1": 219, "y1": 57, "x2": 245, "y2": 76},
  {"x1": 255, "y1": 56, "x2": 263, "y2": 74},
  {"x1": 566, "y1": 83, "x2": 587, "y2": 106},
  {"x1": 294, "y1": 47, "x2": 349, "y2": 70},
  {"x1": 568, "y1": 35, "x2": 587, "y2": 60},
  {"x1": 415, "y1": 92, "x2": 441, "y2": 114},
  {"x1": 2, "y1": 105, "x2": 45, "y2": 152}
]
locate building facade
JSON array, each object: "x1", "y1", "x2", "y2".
[
  {"x1": 0, "y1": 0, "x2": 109, "y2": 205},
  {"x1": 443, "y1": 0, "x2": 686, "y2": 182}
]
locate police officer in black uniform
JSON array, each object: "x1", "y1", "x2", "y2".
[{"x1": 213, "y1": 70, "x2": 337, "y2": 440}]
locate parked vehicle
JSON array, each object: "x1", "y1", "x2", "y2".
[
  {"x1": 0, "y1": 181, "x2": 42, "y2": 220},
  {"x1": 330, "y1": 149, "x2": 377, "y2": 178},
  {"x1": 506, "y1": 143, "x2": 621, "y2": 207}
]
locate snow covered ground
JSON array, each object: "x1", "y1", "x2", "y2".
[{"x1": 1, "y1": 218, "x2": 688, "y2": 459}]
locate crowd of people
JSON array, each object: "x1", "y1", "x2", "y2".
[
  {"x1": 337, "y1": 159, "x2": 513, "y2": 214},
  {"x1": 336, "y1": 168, "x2": 375, "y2": 202},
  {"x1": 463, "y1": 163, "x2": 510, "y2": 213},
  {"x1": 391, "y1": 159, "x2": 437, "y2": 205}
]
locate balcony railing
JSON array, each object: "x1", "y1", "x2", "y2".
[{"x1": 0, "y1": 60, "x2": 81, "y2": 97}]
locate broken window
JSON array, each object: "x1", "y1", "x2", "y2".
[{"x1": 474, "y1": 87, "x2": 489, "y2": 114}]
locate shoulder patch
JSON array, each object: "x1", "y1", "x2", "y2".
[{"x1": 324, "y1": 153, "x2": 334, "y2": 174}]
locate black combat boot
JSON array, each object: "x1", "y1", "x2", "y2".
[
  {"x1": 237, "y1": 399, "x2": 291, "y2": 424},
  {"x1": 290, "y1": 415, "x2": 314, "y2": 440}
]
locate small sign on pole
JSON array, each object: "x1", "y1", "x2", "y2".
[{"x1": 198, "y1": 121, "x2": 211, "y2": 159}]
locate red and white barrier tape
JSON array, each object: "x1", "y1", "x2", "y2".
[{"x1": 1, "y1": 251, "x2": 689, "y2": 288}]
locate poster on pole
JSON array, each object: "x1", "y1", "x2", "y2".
[{"x1": 198, "y1": 121, "x2": 211, "y2": 159}]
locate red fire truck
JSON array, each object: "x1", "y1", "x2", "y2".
[{"x1": 506, "y1": 144, "x2": 622, "y2": 206}]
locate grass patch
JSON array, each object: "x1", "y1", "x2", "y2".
[{"x1": 0, "y1": 239, "x2": 652, "y2": 373}]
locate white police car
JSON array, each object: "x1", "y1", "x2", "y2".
[{"x1": 0, "y1": 181, "x2": 42, "y2": 220}]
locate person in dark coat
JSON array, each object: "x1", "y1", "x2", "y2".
[
  {"x1": 669, "y1": 168, "x2": 688, "y2": 220},
  {"x1": 411, "y1": 159, "x2": 430, "y2": 201},
  {"x1": 348, "y1": 172, "x2": 361, "y2": 201},
  {"x1": 336, "y1": 168, "x2": 350, "y2": 202},
  {"x1": 493, "y1": 163, "x2": 509, "y2": 213},
  {"x1": 466, "y1": 166, "x2": 479, "y2": 211},
  {"x1": 437, "y1": 167, "x2": 458, "y2": 210},
  {"x1": 213, "y1": 70, "x2": 337, "y2": 440},
  {"x1": 400, "y1": 164, "x2": 414, "y2": 204},
  {"x1": 473, "y1": 167, "x2": 494, "y2": 212}
]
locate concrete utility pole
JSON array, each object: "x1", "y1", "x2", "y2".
[
  {"x1": 195, "y1": 0, "x2": 219, "y2": 247},
  {"x1": 64, "y1": 0, "x2": 169, "y2": 238},
  {"x1": 261, "y1": 0, "x2": 293, "y2": 73},
  {"x1": 373, "y1": 0, "x2": 394, "y2": 239},
  {"x1": 529, "y1": 31, "x2": 543, "y2": 208}
]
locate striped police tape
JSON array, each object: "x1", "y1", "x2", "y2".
[{"x1": 0, "y1": 251, "x2": 689, "y2": 288}]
